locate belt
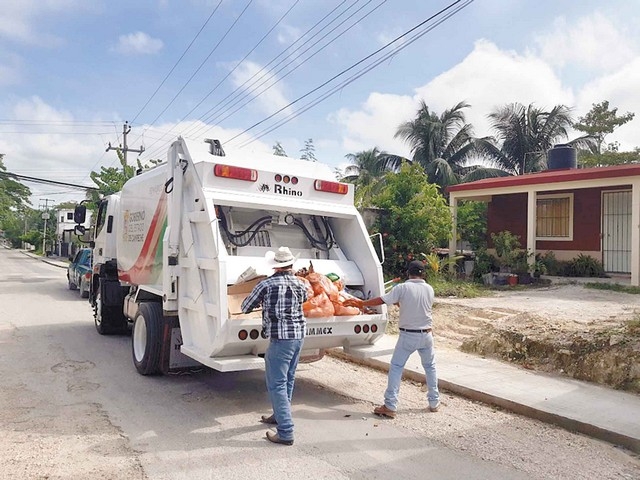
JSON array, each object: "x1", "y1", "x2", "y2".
[{"x1": 399, "y1": 328, "x2": 432, "y2": 333}]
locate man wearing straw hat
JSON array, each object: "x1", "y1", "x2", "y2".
[{"x1": 241, "y1": 246, "x2": 308, "y2": 446}]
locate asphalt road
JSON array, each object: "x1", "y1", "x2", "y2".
[{"x1": 0, "y1": 247, "x2": 598, "y2": 479}]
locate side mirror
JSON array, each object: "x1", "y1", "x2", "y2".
[
  {"x1": 74, "y1": 225, "x2": 86, "y2": 235},
  {"x1": 74, "y1": 205, "x2": 87, "y2": 224}
]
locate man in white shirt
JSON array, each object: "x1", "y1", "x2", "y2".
[{"x1": 345, "y1": 260, "x2": 440, "y2": 418}]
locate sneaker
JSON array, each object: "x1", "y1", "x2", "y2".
[
  {"x1": 373, "y1": 404, "x2": 397, "y2": 419},
  {"x1": 428, "y1": 402, "x2": 440, "y2": 412}
]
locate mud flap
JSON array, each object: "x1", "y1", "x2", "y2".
[{"x1": 159, "y1": 316, "x2": 201, "y2": 374}]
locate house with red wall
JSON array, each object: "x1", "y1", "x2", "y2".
[{"x1": 447, "y1": 164, "x2": 640, "y2": 285}]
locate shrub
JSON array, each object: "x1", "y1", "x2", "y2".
[
  {"x1": 490, "y1": 230, "x2": 522, "y2": 270},
  {"x1": 472, "y1": 248, "x2": 499, "y2": 281},
  {"x1": 540, "y1": 251, "x2": 561, "y2": 275},
  {"x1": 562, "y1": 254, "x2": 606, "y2": 277}
]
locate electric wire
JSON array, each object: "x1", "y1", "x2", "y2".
[
  {"x1": 135, "y1": 0, "x2": 302, "y2": 160},
  {"x1": 141, "y1": 0, "x2": 255, "y2": 135},
  {"x1": 141, "y1": 0, "x2": 355, "y2": 161},
  {"x1": 184, "y1": 0, "x2": 386, "y2": 145},
  {"x1": 129, "y1": 0, "x2": 224, "y2": 125},
  {"x1": 228, "y1": 0, "x2": 473, "y2": 147}
]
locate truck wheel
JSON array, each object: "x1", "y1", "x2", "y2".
[
  {"x1": 94, "y1": 286, "x2": 127, "y2": 335},
  {"x1": 67, "y1": 274, "x2": 77, "y2": 290},
  {"x1": 132, "y1": 302, "x2": 163, "y2": 375}
]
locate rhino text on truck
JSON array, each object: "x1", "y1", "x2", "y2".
[{"x1": 75, "y1": 137, "x2": 387, "y2": 375}]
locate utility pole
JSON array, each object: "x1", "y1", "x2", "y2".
[
  {"x1": 39, "y1": 198, "x2": 55, "y2": 255},
  {"x1": 106, "y1": 121, "x2": 145, "y2": 166}
]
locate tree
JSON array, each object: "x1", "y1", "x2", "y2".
[
  {"x1": 574, "y1": 101, "x2": 634, "y2": 154},
  {"x1": 371, "y1": 163, "x2": 451, "y2": 276},
  {"x1": 87, "y1": 149, "x2": 149, "y2": 207},
  {"x1": 395, "y1": 101, "x2": 478, "y2": 190},
  {"x1": 299, "y1": 138, "x2": 316, "y2": 162},
  {"x1": 0, "y1": 155, "x2": 32, "y2": 226},
  {"x1": 468, "y1": 103, "x2": 595, "y2": 180},
  {"x1": 272, "y1": 141, "x2": 287, "y2": 157},
  {"x1": 342, "y1": 147, "x2": 407, "y2": 207},
  {"x1": 579, "y1": 144, "x2": 640, "y2": 168}
]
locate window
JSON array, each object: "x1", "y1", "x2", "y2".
[
  {"x1": 536, "y1": 194, "x2": 573, "y2": 240},
  {"x1": 67, "y1": 212, "x2": 73, "y2": 220}
]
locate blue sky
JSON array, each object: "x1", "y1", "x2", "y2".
[{"x1": 1, "y1": 0, "x2": 640, "y2": 205}]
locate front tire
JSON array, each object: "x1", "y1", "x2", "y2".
[
  {"x1": 67, "y1": 274, "x2": 77, "y2": 290},
  {"x1": 132, "y1": 302, "x2": 163, "y2": 375},
  {"x1": 94, "y1": 283, "x2": 127, "y2": 335}
]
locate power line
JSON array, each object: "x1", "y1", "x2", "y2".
[
  {"x1": 225, "y1": 0, "x2": 472, "y2": 146},
  {"x1": 186, "y1": 0, "x2": 384, "y2": 143},
  {"x1": 142, "y1": 0, "x2": 364, "y2": 160},
  {"x1": 129, "y1": 0, "x2": 224, "y2": 125},
  {"x1": 236, "y1": 0, "x2": 474, "y2": 148},
  {"x1": 0, "y1": 171, "x2": 98, "y2": 191},
  {"x1": 133, "y1": 0, "x2": 302, "y2": 159},
  {"x1": 142, "y1": 0, "x2": 255, "y2": 132}
]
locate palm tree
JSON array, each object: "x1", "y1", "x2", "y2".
[
  {"x1": 467, "y1": 103, "x2": 595, "y2": 181},
  {"x1": 342, "y1": 147, "x2": 407, "y2": 207},
  {"x1": 394, "y1": 101, "x2": 478, "y2": 189}
]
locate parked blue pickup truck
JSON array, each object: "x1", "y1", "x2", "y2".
[{"x1": 67, "y1": 248, "x2": 92, "y2": 298}]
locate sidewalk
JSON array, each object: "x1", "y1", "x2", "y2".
[
  {"x1": 21, "y1": 250, "x2": 68, "y2": 269},
  {"x1": 336, "y1": 334, "x2": 640, "y2": 453}
]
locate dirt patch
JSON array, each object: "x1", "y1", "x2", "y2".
[{"x1": 388, "y1": 283, "x2": 640, "y2": 393}]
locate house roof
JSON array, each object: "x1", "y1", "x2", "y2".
[{"x1": 447, "y1": 164, "x2": 640, "y2": 193}]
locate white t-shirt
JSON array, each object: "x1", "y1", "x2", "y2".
[{"x1": 380, "y1": 279, "x2": 434, "y2": 330}]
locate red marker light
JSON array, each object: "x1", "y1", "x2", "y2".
[
  {"x1": 363, "y1": 324, "x2": 370, "y2": 333},
  {"x1": 283, "y1": 175, "x2": 290, "y2": 184},
  {"x1": 275, "y1": 174, "x2": 282, "y2": 182},
  {"x1": 354, "y1": 325, "x2": 362, "y2": 334},
  {"x1": 291, "y1": 177, "x2": 298, "y2": 185},
  {"x1": 314, "y1": 180, "x2": 348, "y2": 195},
  {"x1": 238, "y1": 330, "x2": 248, "y2": 340},
  {"x1": 214, "y1": 164, "x2": 257, "y2": 182}
]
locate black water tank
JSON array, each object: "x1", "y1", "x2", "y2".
[{"x1": 547, "y1": 144, "x2": 577, "y2": 170}]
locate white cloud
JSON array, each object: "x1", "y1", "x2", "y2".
[
  {"x1": 114, "y1": 32, "x2": 164, "y2": 56},
  {"x1": 533, "y1": 12, "x2": 636, "y2": 71},
  {"x1": 576, "y1": 57, "x2": 640, "y2": 150},
  {"x1": 277, "y1": 24, "x2": 301, "y2": 45},
  {"x1": 0, "y1": 0, "x2": 81, "y2": 46},
  {"x1": 228, "y1": 60, "x2": 292, "y2": 117},
  {"x1": 333, "y1": 40, "x2": 574, "y2": 157}
]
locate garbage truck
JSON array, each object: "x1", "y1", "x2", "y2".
[{"x1": 75, "y1": 137, "x2": 387, "y2": 375}]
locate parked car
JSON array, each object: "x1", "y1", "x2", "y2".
[{"x1": 67, "y1": 248, "x2": 92, "y2": 298}]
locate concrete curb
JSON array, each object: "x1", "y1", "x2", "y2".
[
  {"x1": 331, "y1": 342, "x2": 640, "y2": 454},
  {"x1": 20, "y1": 250, "x2": 68, "y2": 269}
]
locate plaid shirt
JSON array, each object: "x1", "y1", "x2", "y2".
[{"x1": 241, "y1": 271, "x2": 308, "y2": 340}]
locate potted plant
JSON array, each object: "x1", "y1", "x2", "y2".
[{"x1": 491, "y1": 230, "x2": 522, "y2": 273}]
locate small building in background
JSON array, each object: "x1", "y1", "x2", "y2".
[{"x1": 56, "y1": 208, "x2": 92, "y2": 258}]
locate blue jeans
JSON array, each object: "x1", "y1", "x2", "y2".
[
  {"x1": 264, "y1": 338, "x2": 303, "y2": 441},
  {"x1": 384, "y1": 331, "x2": 439, "y2": 411}
]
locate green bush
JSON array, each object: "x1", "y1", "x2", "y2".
[
  {"x1": 472, "y1": 248, "x2": 498, "y2": 281},
  {"x1": 540, "y1": 251, "x2": 561, "y2": 275},
  {"x1": 562, "y1": 254, "x2": 606, "y2": 277}
]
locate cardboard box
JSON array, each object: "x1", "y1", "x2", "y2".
[
  {"x1": 227, "y1": 276, "x2": 267, "y2": 316},
  {"x1": 227, "y1": 276, "x2": 267, "y2": 295}
]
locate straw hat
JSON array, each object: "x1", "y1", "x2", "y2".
[{"x1": 265, "y1": 246, "x2": 296, "y2": 269}]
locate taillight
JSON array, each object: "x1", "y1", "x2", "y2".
[
  {"x1": 214, "y1": 164, "x2": 257, "y2": 182},
  {"x1": 84, "y1": 272, "x2": 91, "y2": 280},
  {"x1": 314, "y1": 180, "x2": 348, "y2": 195}
]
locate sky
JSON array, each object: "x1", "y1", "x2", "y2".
[{"x1": 1, "y1": 0, "x2": 640, "y2": 207}]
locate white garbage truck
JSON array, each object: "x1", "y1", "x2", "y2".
[{"x1": 75, "y1": 137, "x2": 387, "y2": 375}]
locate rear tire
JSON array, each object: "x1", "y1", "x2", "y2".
[
  {"x1": 94, "y1": 283, "x2": 127, "y2": 335},
  {"x1": 132, "y1": 302, "x2": 163, "y2": 375}
]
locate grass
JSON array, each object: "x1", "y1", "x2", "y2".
[
  {"x1": 431, "y1": 278, "x2": 482, "y2": 298},
  {"x1": 584, "y1": 282, "x2": 640, "y2": 295}
]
